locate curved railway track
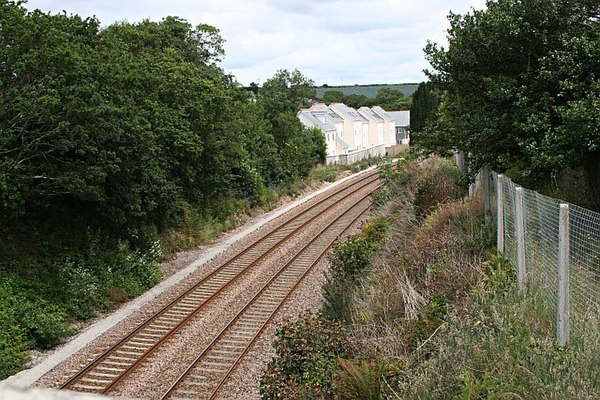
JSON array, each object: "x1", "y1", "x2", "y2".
[{"x1": 59, "y1": 169, "x2": 379, "y2": 397}]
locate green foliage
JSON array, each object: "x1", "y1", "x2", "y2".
[
  {"x1": 0, "y1": 277, "x2": 74, "y2": 379},
  {"x1": 334, "y1": 358, "x2": 404, "y2": 400},
  {"x1": 409, "y1": 81, "x2": 439, "y2": 133},
  {"x1": 396, "y1": 282, "x2": 600, "y2": 399},
  {"x1": 425, "y1": 0, "x2": 600, "y2": 207},
  {"x1": 260, "y1": 313, "x2": 349, "y2": 399},
  {"x1": 409, "y1": 295, "x2": 447, "y2": 348},
  {"x1": 323, "y1": 219, "x2": 388, "y2": 321},
  {"x1": 412, "y1": 157, "x2": 463, "y2": 218},
  {"x1": 0, "y1": 312, "x2": 30, "y2": 380},
  {"x1": 322, "y1": 90, "x2": 345, "y2": 103},
  {"x1": 315, "y1": 83, "x2": 418, "y2": 100},
  {"x1": 321, "y1": 87, "x2": 411, "y2": 110},
  {"x1": 482, "y1": 255, "x2": 515, "y2": 293},
  {"x1": 375, "y1": 88, "x2": 411, "y2": 111}
]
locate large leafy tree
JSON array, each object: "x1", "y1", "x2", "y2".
[
  {"x1": 425, "y1": 0, "x2": 600, "y2": 206},
  {"x1": 258, "y1": 69, "x2": 315, "y2": 149},
  {"x1": 257, "y1": 69, "x2": 325, "y2": 184},
  {"x1": 375, "y1": 88, "x2": 411, "y2": 110},
  {"x1": 0, "y1": 1, "x2": 276, "y2": 229}
]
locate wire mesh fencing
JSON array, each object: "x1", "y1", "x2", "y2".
[{"x1": 483, "y1": 170, "x2": 600, "y2": 345}]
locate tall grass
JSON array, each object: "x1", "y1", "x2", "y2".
[{"x1": 396, "y1": 277, "x2": 600, "y2": 399}]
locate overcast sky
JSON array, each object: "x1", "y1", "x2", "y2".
[{"x1": 24, "y1": 0, "x2": 486, "y2": 86}]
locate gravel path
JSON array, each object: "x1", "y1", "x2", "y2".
[{"x1": 4, "y1": 167, "x2": 374, "y2": 399}]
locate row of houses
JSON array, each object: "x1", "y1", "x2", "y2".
[{"x1": 297, "y1": 103, "x2": 410, "y2": 165}]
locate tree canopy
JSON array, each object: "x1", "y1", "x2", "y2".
[
  {"x1": 0, "y1": 2, "x2": 326, "y2": 231},
  {"x1": 424, "y1": 0, "x2": 600, "y2": 206},
  {"x1": 320, "y1": 88, "x2": 411, "y2": 110}
]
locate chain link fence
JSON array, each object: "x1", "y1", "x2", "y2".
[{"x1": 477, "y1": 170, "x2": 600, "y2": 345}]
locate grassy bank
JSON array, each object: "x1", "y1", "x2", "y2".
[{"x1": 260, "y1": 155, "x2": 600, "y2": 399}]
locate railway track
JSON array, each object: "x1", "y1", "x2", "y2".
[
  {"x1": 59, "y1": 169, "x2": 379, "y2": 397},
  {"x1": 161, "y1": 191, "x2": 372, "y2": 399}
]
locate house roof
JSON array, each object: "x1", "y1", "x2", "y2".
[
  {"x1": 298, "y1": 109, "x2": 337, "y2": 132},
  {"x1": 310, "y1": 103, "x2": 343, "y2": 122},
  {"x1": 371, "y1": 106, "x2": 393, "y2": 122},
  {"x1": 387, "y1": 110, "x2": 410, "y2": 127},
  {"x1": 330, "y1": 103, "x2": 368, "y2": 122},
  {"x1": 357, "y1": 106, "x2": 384, "y2": 122}
]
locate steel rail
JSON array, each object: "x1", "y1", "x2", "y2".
[
  {"x1": 160, "y1": 188, "x2": 374, "y2": 399},
  {"x1": 60, "y1": 170, "x2": 379, "y2": 394}
]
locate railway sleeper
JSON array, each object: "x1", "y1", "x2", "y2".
[
  {"x1": 93, "y1": 366, "x2": 128, "y2": 373},
  {"x1": 137, "y1": 331, "x2": 164, "y2": 339},
  {"x1": 208, "y1": 349, "x2": 240, "y2": 359},
  {"x1": 115, "y1": 349, "x2": 145, "y2": 357},
  {"x1": 85, "y1": 371, "x2": 119, "y2": 379},
  {"x1": 76, "y1": 376, "x2": 112, "y2": 385},
  {"x1": 165, "y1": 309, "x2": 191, "y2": 317},
  {"x1": 70, "y1": 383, "x2": 107, "y2": 392}
]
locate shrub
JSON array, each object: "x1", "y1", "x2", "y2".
[
  {"x1": 323, "y1": 219, "x2": 388, "y2": 322},
  {"x1": 0, "y1": 277, "x2": 74, "y2": 361},
  {"x1": 334, "y1": 358, "x2": 404, "y2": 400},
  {"x1": 308, "y1": 165, "x2": 338, "y2": 183},
  {"x1": 260, "y1": 313, "x2": 349, "y2": 399},
  {"x1": 0, "y1": 312, "x2": 30, "y2": 380},
  {"x1": 396, "y1": 282, "x2": 600, "y2": 399},
  {"x1": 412, "y1": 156, "x2": 463, "y2": 218}
]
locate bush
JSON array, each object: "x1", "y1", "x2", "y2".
[
  {"x1": 323, "y1": 219, "x2": 388, "y2": 321},
  {"x1": 412, "y1": 156, "x2": 463, "y2": 218},
  {"x1": 260, "y1": 313, "x2": 349, "y2": 399},
  {"x1": 0, "y1": 316, "x2": 30, "y2": 380},
  {"x1": 0, "y1": 276, "x2": 74, "y2": 379},
  {"x1": 334, "y1": 358, "x2": 404, "y2": 400}
]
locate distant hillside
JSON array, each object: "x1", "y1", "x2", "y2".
[{"x1": 315, "y1": 83, "x2": 419, "y2": 99}]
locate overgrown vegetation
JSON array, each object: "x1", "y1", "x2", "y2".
[
  {"x1": 261, "y1": 155, "x2": 599, "y2": 399},
  {"x1": 0, "y1": 0, "x2": 328, "y2": 379},
  {"x1": 260, "y1": 313, "x2": 349, "y2": 399}
]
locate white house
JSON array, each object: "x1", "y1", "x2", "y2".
[
  {"x1": 371, "y1": 106, "x2": 396, "y2": 147},
  {"x1": 328, "y1": 103, "x2": 369, "y2": 151},
  {"x1": 387, "y1": 110, "x2": 411, "y2": 144},
  {"x1": 297, "y1": 108, "x2": 339, "y2": 156},
  {"x1": 358, "y1": 106, "x2": 384, "y2": 147},
  {"x1": 297, "y1": 102, "x2": 405, "y2": 165}
]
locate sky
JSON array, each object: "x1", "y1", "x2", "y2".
[{"x1": 24, "y1": 0, "x2": 487, "y2": 86}]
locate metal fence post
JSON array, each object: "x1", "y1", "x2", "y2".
[
  {"x1": 557, "y1": 203, "x2": 570, "y2": 346},
  {"x1": 482, "y1": 164, "x2": 492, "y2": 223},
  {"x1": 497, "y1": 174, "x2": 504, "y2": 255},
  {"x1": 515, "y1": 187, "x2": 526, "y2": 294}
]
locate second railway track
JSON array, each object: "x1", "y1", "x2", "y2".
[{"x1": 57, "y1": 168, "x2": 380, "y2": 398}]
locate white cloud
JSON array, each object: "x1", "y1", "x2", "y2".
[{"x1": 24, "y1": 0, "x2": 486, "y2": 85}]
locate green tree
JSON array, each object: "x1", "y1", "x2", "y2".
[
  {"x1": 425, "y1": 0, "x2": 600, "y2": 207},
  {"x1": 257, "y1": 70, "x2": 325, "y2": 183},
  {"x1": 322, "y1": 90, "x2": 345, "y2": 104},
  {"x1": 375, "y1": 87, "x2": 411, "y2": 110},
  {"x1": 344, "y1": 93, "x2": 375, "y2": 108},
  {"x1": 410, "y1": 82, "x2": 439, "y2": 132}
]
